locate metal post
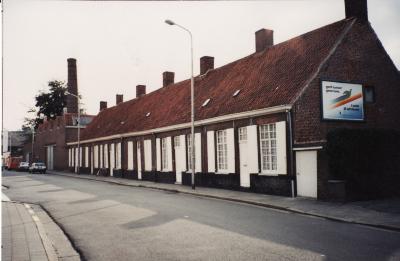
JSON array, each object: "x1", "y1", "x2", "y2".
[
  {"x1": 77, "y1": 98, "x2": 81, "y2": 175},
  {"x1": 190, "y1": 32, "x2": 195, "y2": 190},
  {"x1": 165, "y1": 19, "x2": 195, "y2": 190}
]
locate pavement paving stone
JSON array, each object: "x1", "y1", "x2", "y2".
[
  {"x1": 49, "y1": 170, "x2": 400, "y2": 231},
  {"x1": 2, "y1": 201, "x2": 50, "y2": 261}
]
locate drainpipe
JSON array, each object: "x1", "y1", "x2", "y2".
[{"x1": 287, "y1": 109, "x2": 295, "y2": 198}]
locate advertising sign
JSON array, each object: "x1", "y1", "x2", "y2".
[{"x1": 321, "y1": 80, "x2": 364, "y2": 121}]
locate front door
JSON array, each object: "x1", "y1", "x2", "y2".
[
  {"x1": 174, "y1": 136, "x2": 184, "y2": 184},
  {"x1": 137, "y1": 141, "x2": 142, "y2": 180},
  {"x1": 239, "y1": 127, "x2": 250, "y2": 187},
  {"x1": 47, "y1": 146, "x2": 54, "y2": 170},
  {"x1": 296, "y1": 150, "x2": 317, "y2": 198}
]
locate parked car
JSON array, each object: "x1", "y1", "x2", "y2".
[
  {"x1": 18, "y1": 162, "x2": 30, "y2": 172},
  {"x1": 29, "y1": 163, "x2": 47, "y2": 174}
]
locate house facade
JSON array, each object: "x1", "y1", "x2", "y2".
[{"x1": 67, "y1": 0, "x2": 400, "y2": 199}]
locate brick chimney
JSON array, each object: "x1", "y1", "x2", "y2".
[
  {"x1": 345, "y1": 0, "x2": 368, "y2": 21},
  {"x1": 255, "y1": 29, "x2": 273, "y2": 52},
  {"x1": 100, "y1": 101, "x2": 107, "y2": 111},
  {"x1": 136, "y1": 85, "x2": 146, "y2": 98},
  {"x1": 162, "y1": 71, "x2": 175, "y2": 87},
  {"x1": 200, "y1": 56, "x2": 214, "y2": 75},
  {"x1": 116, "y1": 94, "x2": 123, "y2": 105},
  {"x1": 67, "y1": 58, "x2": 78, "y2": 113}
]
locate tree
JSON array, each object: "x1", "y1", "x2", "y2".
[{"x1": 23, "y1": 80, "x2": 67, "y2": 129}]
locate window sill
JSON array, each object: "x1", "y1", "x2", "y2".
[{"x1": 258, "y1": 172, "x2": 279, "y2": 176}]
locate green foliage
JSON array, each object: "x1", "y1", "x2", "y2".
[
  {"x1": 23, "y1": 80, "x2": 67, "y2": 129},
  {"x1": 326, "y1": 128, "x2": 400, "y2": 199}
]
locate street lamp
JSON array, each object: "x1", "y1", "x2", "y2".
[
  {"x1": 66, "y1": 91, "x2": 81, "y2": 175},
  {"x1": 165, "y1": 19, "x2": 195, "y2": 190}
]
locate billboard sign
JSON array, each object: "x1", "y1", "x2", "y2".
[{"x1": 321, "y1": 80, "x2": 364, "y2": 121}]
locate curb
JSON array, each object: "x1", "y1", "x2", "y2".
[
  {"x1": 24, "y1": 203, "x2": 58, "y2": 261},
  {"x1": 48, "y1": 171, "x2": 400, "y2": 233}
]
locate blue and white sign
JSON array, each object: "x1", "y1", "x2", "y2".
[{"x1": 321, "y1": 81, "x2": 364, "y2": 121}]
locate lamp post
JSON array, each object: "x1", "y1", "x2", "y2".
[
  {"x1": 66, "y1": 91, "x2": 81, "y2": 175},
  {"x1": 165, "y1": 19, "x2": 195, "y2": 190}
]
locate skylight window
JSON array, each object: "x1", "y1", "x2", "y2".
[
  {"x1": 202, "y1": 98, "x2": 211, "y2": 107},
  {"x1": 146, "y1": 112, "x2": 151, "y2": 117},
  {"x1": 233, "y1": 89, "x2": 241, "y2": 97}
]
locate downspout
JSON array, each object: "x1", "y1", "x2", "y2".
[{"x1": 287, "y1": 109, "x2": 295, "y2": 198}]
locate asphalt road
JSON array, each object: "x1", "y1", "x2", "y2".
[{"x1": 2, "y1": 170, "x2": 400, "y2": 261}]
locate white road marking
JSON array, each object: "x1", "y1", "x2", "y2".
[{"x1": 2, "y1": 192, "x2": 10, "y2": 201}]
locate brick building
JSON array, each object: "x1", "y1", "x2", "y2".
[
  {"x1": 67, "y1": 0, "x2": 400, "y2": 199},
  {"x1": 27, "y1": 58, "x2": 94, "y2": 170}
]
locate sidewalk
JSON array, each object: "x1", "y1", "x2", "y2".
[
  {"x1": 2, "y1": 199, "x2": 57, "y2": 261},
  {"x1": 49, "y1": 171, "x2": 400, "y2": 232}
]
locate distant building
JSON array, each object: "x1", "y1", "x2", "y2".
[
  {"x1": 67, "y1": 0, "x2": 400, "y2": 199},
  {"x1": 25, "y1": 58, "x2": 95, "y2": 170},
  {"x1": 3, "y1": 130, "x2": 28, "y2": 157}
]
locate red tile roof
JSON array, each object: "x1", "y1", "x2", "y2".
[{"x1": 81, "y1": 18, "x2": 355, "y2": 141}]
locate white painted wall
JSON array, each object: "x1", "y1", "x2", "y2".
[
  {"x1": 226, "y1": 128, "x2": 235, "y2": 173},
  {"x1": 116, "y1": 142, "x2": 121, "y2": 169},
  {"x1": 94, "y1": 145, "x2": 98, "y2": 168},
  {"x1": 166, "y1": 136, "x2": 172, "y2": 172},
  {"x1": 85, "y1": 147, "x2": 89, "y2": 167},
  {"x1": 127, "y1": 141, "x2": 133, "y2": 170},
  {"x1": 137, "y1": 141, "x2": 142, "y2": 179},
  {"x1": 156, "y1": 138, "x2": 161, "y2": 171},
  {"x1": 276, "y1": 121, "x2": 287, "y2": 175},
  {"x1": 144, "y1": 139, "x2": 152, "y2": 171},
  {"x1": 195, "y1": 133, "x2": 202, "y2": 172},
  {"x1": 110, "y1": 143, "x2": 115, "y2": 176},
  {"x1": 104, "y1": 144, "x2": 108, "y2": 168},
  {"x1": 247, "y1": 125, "x2": 259, "y2": 174},
  {"x1": 68, "y1": 148, "x2": 71, "y2": 167},
  {"x1": 99, "y1": 145, "x2": 103, "y2": 168},
  {"x1": 79, "y1": 147, "x2": 83, "y2": 167},
  {"x1": 74, "y1": 147, "x2": 78, "y2": 171},
  {"x1": 207, "y1": 131, "x2": 215, "y2": 172},
  {"x1": 90, "y1": 147, "x2": 93, "y2": 174}
]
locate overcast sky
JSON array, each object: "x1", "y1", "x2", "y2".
[{"x1": 2, "y1": 0, "x2": 400, "y2": 131}]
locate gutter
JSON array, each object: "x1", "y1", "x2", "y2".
[{"x1": 67, "y1": 104, "x2": 292, "y2": 145}]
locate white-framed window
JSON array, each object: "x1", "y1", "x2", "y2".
[
  {"x1": 216, "y1": 130, "x2": 228, "y2": 171},
  {"x1": 174, "y1": 136, "x2": 180, "y2": 147},
  {"x1": 260, "y1": 123, "x2": 277, "y2": 171},
  {"x1": 186, "y1": 133, "x2": 201, "y2": 172},
  {"x1": 187, "y1": 134, "x2": 194, "y2": 171},
  {"x1": 239, "y1": 127, "x2": 247, "y2": 143},
  {"x1": 161, "y1": 138, "x2": 168, "y2": 170}
]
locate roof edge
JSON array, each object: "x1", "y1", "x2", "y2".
[
  {"x1": 290, "y1": 18, "x2": 357, "y2": 104},
  {"x1": 68, "y1": 104, "x2": 292, "y2": 145}
]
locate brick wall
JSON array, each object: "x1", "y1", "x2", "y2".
[{"x1": 293, "y1": 21, "x2": 400, "y2": 145}]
